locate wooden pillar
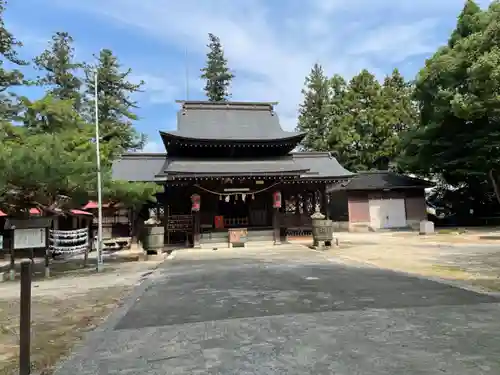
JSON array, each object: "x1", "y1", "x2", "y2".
[
  {"x1": 322, "y1": 187, "x2": 330, "y2": 219},
  {"x1": 165, "y1": 205, "x2": 170, "y2": 246},
  {"x1": 19, "y1": 260, "x2": 32, "y2": 375},
  {"x1": 44, "y1": 226, "x2": 50, "y2": 278},
  {"x1": 193, "y1": 211, "x2": 201, "y2": 248},
  {"x1": 6, "y1": 227, "x2": 15, "y2": 281},
  {"x1": 273, "y1": 207, "x2": 281, "y2": 245}
]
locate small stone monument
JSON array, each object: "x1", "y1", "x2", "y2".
[{"x1": 419, "y1": 220, "x2": 435, "y2": 235}]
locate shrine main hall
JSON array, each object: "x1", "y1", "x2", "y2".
[{"x1": 112, "y1": 100, "x2": 429, "y2": 248}]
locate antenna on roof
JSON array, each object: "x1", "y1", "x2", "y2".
[{"x1": 184, "y1": 47, "x2": 190, "y2": 100}]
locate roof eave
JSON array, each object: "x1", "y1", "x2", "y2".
[
  {"x1": 159, "y1": 130, "x2": 306, "y2": 144},
  {"x1": 156, "y1": 170, "x2": 310, "y2": 178},
  {"x1": 345, "y1": 185, "x2": 433, "y2": 191}
]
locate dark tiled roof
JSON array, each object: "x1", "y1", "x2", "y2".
[
  {"x1": 159, "y1": 157, "x2": 308, "y2": 177},
  {"x1": 111, "y1": 153, "x2": 166, "y2": 182},
  {"x1": 343, "y1": 171, "x2": 433, "y2": 191},
  {"x1": 162, "y1": 101, "x2": 304, "y2": 141},
  {"x1": 112, "y1": 152, "x2": 353, "y2": 182},
  {"x1": 292, "y1": 152, "x2": 353, "y2": 178}
]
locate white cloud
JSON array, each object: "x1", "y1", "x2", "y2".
[
  {"x1": 45, "y1": 0, "x2": 469, "y2": 130},
  {"x1": 141, "y1": 141, "x2": 164, "y2": 153},
  {"x1": 346, "y1": 19, "x2": 439, "y2": 63},
  {"x1": 132, "y1": 73, "x2": 180, "y2": 105}
]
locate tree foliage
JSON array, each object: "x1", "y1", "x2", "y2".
[
  {"x1": 34, "y1": 32, "x2": 83, "y2": 109},
  {"x1": 400, "y1": 0, "x2": 500, "y2": 207},
  {"x1": 296, "y1": 63, "x2": 332, "y2": 151},
  {"x1": 200, "y1": 33, "x2": 234, "y2": 102},
  {"x1": 84, "y1": 49, "x2": 146, "y2": 155},
  {"x1": 0, "y1": 0, "x2": 28, "y2": 122},
  {"x1": 0, "y1": 2, "x2": 160, "y2": 217},
  {"x1": 297, "y1": 65, "x2": 416, "y2": 172},
  {"x1": 0, "y1": 97, "x2": 161, "y2": 216}
]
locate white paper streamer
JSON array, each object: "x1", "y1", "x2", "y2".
[{"x1": 49, "y1": 228, "x2": 89, "y2": 255}]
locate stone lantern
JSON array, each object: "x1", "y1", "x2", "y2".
[{"x1": 311, "y1": 206, "x2": 333, "y2": 249}]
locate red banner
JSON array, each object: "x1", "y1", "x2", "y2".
[
  {"x1": 214, "y1": 215, "x2": 224, "y2": 229},
  {"x1": 191, "y1": 194, "x2": 200, "y2": 211}
]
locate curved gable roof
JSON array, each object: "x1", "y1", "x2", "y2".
[{"x1": 161, "y1": 101, "x2": 305, "y2": 142}]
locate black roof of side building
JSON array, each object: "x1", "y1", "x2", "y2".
[
  {"x1": 160, "y1": 101, "x2": 305, "y2": 143},
  {"x1": 328, "y1": 170, "x2": 433, "y2": 192}
]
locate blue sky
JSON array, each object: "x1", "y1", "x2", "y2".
[{"x1": 4, "y1": 0, "x2": 493, "y2": 152}]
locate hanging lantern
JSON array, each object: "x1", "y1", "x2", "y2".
[
  {"x1": 273, "y1": 191, "x2": 282, "y2": 208},
  {"x1": 191, "y1": 193, "x2": 201, "y2": 212}
]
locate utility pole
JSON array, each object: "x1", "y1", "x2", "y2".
[{"x1": 94, "y1": 69, "x2": 104, "y2": 272}]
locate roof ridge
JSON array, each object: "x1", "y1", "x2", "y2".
[{"x1": 176, "y1": 100, "x2": 278, "y2": 108}]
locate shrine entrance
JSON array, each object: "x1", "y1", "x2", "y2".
[{"x1": 217, "y1": 194, "x2": 250, "y2": 228}]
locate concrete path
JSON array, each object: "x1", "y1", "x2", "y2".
[{"x1": 54, "y1": 245, "x2": 500, "y2": 374}]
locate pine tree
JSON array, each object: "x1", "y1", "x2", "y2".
[
  {"x1": 338, "y1": 69, "x2": 383, "y2": 171},
  {"x1": 296, "y1": 63, "x2": 333, "y2": 151},
  {"x1": 200, "y1": 33, "x2": 234, "y2": 102},
  {"x1": 448, "y1": 0, "x2": 482, "y2": 47},
  {"x1": 0, "y1": 0, "x2": 28, "y2": 122},
  {"x1": 84, "y1": 49, "x2": 146, "y2": 155},
  {"x1": 34, "y1": 32, "x2": 83, "y2": 109},
  {"x1": 377, "y1": 68, "x2": 418, "y2": 170}
]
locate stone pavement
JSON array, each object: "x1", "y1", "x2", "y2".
[{"x1": 54, "y1": 245, "x2": 500, "y2": 374}]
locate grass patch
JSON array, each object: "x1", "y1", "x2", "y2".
[
  {"x1": 469, "y1": 279, "x2": 500, "y2": 292},
  {"x1": 0, "y1": 286, "x2": 132, "y2": 375},
  {"x1": 436, "y1": 228, "x2": 468, "y2": 235},
  {"x1": 430, "y1": 264, "x2": 470, "y2": 278},
  {"x1": 1, "y1": 254, "x2": 141, "y2": 283}
]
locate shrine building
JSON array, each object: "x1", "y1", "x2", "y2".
[{"x1": 112, "y1": 100, "x2": 430, "y2": 248}]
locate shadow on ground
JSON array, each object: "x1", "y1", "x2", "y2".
[
  {"x1": 0, "y1": 253, "x2": 141, "y2": 282},
  {"x1": 115, "y1": 258, "x2": 499, "y2": 330}
]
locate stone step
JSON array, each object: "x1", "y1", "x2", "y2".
[
  {"x1": 199, "y1": 240, "x2": 278, "y2": 250},
  {"x1": 247, "y1": 231, "x2": 274, "y2": 238}
]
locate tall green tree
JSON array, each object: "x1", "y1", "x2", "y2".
[
  {"x1": 448, "y1": 0, "x2": 482, "y2": 47},
  {"x1": 84, "y1": 49, "x2": 146, "y2": 155},
  {"x1": 400, "y1": 0, "x2": 500, "y2": 207},
  {"x1": 331, "y1": 69, "x2": 384, "y2": 171},
  {"x1": 200, "y1": 33, "x2": 234, "y2": 102},
  {"x1": 34, "y1": 32, "x2": 83, "y2": 109},
  {"x1": 296, "y1": 63, "x2": 332, "y2": 151},
  {"x1": 0, "y1": 0, "x2": 28, "y2": 122},
  {"x1": 377, "y1": 68, "x2": 418, "y2": 169}
]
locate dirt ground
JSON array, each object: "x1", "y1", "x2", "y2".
[
  {"x1": 0, "y1": 253, "x2": 164, "y2": 375},
  {"x1": 327, "y1": 230, "x2": 500, "y2": 293}
]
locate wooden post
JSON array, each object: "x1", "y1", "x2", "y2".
[
  {"x1": 83, "y1": 220, "x2": 90, "y2": 267},
  {"x1": 166, "y1": 205, "x2": 170, "y2": 246},
  {"x1": 8, "y1": 227, "x2": 15, "y2": 281},
  {"x1": 321, "y1": 188, "x2": 329, "y2": 219},
  {"x1": 273, "y1": 208, "x2": 281, "y2": 245},
  {"x1": 193, "y1": 211, "x2": 201, "y2": 248},
  {"x1": 19, "y1": 260, "x2": 32, "y2": 375},
  {"x1": 322, "y1": 188, "x2": 331, "y2": 247},
  {"x1": 44, "y1": 227, "x2": 50, "y2": 278}
]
